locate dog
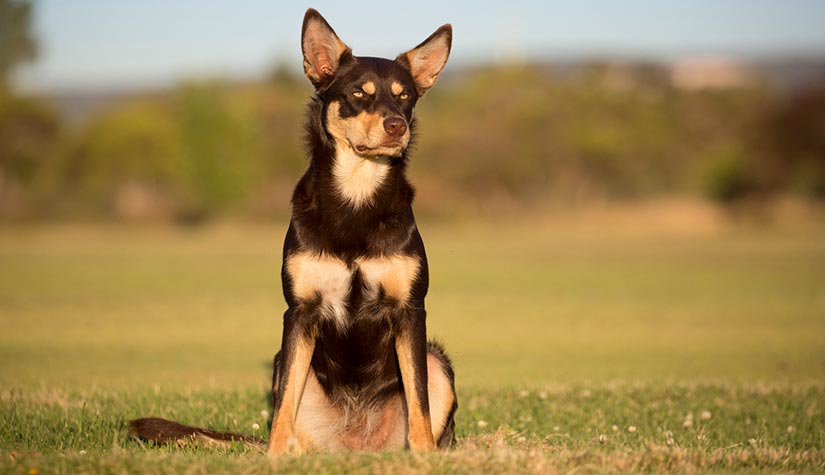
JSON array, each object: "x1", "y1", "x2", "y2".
[{"x1": 129, "y1": 8, "x2": 457, "y2": 456}]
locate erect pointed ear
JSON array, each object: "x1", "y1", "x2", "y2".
[
  {"x1": 396, "y1": 24, "x2": 452, "y2": 96},
  {"x1": 301, "y1": 9, "x2": 351, "y2": 89}
]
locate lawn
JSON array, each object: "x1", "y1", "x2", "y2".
[{"x1": 1, "y1": 209, "x2": 824, "y2": 473}]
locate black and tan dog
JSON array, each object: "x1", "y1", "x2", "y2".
[{"x1": 130, "y1": 9, "x2": 456, "y2": 456}]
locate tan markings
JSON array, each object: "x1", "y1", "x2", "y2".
[
  {"x1": 286, "y1": 252, "x2": 351, "y2": 330},
  {"x1": 426, "y1": 353, "x2": 455, "y2": 442},
  {"x1": 327, "y1": 100, "x2": 409, "y2": 151},
  {"x1": 324, "y1": 101, "x2": 351, "y2": 144},
  {"x1": 268, "y1": 336, "x2": 315, "y2": 457},
  {"x1": 391, "y1": 81, "x2": 404, "y2": 95},
  {"x1": 325, "y1": 101, "x2": 395, "y2": 207},
  {"x1": 395, "y1": 335, "x2": 435, "y2": 452},
  {"x1": 362, "y1": 81, "x2": 376, "y2": 95},
  {"x1": 356, "y1": 255, "x2": 420, "y2": 303},
  {"x1": 333, "y1": 145, "x2": 391, "y2": 207}
]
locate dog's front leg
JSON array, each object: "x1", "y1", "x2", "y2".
[
  {"x1": 268, "y1": 306, "x2": 315, "y2": 457},
  {"x1": 395, "y1": 308, "x2": 436, "y2": 452}
]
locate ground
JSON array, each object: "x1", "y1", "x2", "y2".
[{"x1": 1, "y1": 205, "x2": 824, "y2": 473}]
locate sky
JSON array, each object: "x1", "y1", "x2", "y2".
[{"x1": 14, "y1": 0, "x2": 825, "y2": 93}]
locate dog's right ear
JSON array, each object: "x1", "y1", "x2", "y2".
[{"x1": 301, "y1": 9, "x2": 351, "y2": 90}]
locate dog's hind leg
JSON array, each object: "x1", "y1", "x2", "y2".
[
  {"x1": 292, "y1": 366, "x2": 346, "y2": 451},
  {"x1": 268, "y1": 306, "x2": 316, "y2": 456},
  {"x1": 426, "y1": 341, "x2": 457, "y2": 448},
  {"x1": 272, "y1": 350, "x2": 347, "y2": 452},
  {"x1": 373, "y1": 341, "x2": 458, "y2": 450}
]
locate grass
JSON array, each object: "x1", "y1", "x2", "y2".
[{"x1": 1, "y1": 208, "x2": 824, "y2": 473}]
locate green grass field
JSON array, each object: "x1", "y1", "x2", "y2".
[{"x1": 1, "y1": 211, "x2": 824, "y2": 473}]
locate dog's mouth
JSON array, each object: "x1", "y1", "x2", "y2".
[{"x1": 352, "y1": 142, "x2": 405, "y2": 157}]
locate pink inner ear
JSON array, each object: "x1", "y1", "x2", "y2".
[
  {"x1": 313, "y1": 47, "x2": 333, "y2": 75},
  {"x1": 404, "y1": 34, "x2": 449, "y2": 93}
]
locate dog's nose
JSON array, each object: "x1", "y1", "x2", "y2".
[{"x1": 383, "y1": 117, "x2": 407, "y2": 138}]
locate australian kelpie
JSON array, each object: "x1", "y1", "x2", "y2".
[{"x1": 130, "y1": 8, "x2": 456, "y2": 455}]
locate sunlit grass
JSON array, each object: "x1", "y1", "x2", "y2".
[{"x1": 1, "y1": 213, "x2": 824, "y2": 473}]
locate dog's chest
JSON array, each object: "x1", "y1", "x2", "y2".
[{"x1": 285, "y1": 252, "x2": 420, "y2": 329}]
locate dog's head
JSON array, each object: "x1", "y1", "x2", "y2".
[{"x1": 301, "y1": 9, "x2": 451, "y2": 158}]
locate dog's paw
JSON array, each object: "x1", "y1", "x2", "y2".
[
  {"x1": 407, "y1": 435, "x2": 436, "y2": 453},
  {"x1": 267, "y1": 435, "x2": 305, "y2": 457}
]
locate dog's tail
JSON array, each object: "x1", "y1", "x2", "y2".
[{"x1": 129, "y1": 417, "x2": 265, "y2": 449}]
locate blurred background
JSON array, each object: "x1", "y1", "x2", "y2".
[
  {"x1": 2, "y1": 0, "x2": 825, "y2": 221},
  {"x1": 1, "y1": 1, "x2": 824, "y2": 387}
]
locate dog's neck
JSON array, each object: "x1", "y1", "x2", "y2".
[{"x1": 331, "y1": 144, "x2": 392, "y2": 208}]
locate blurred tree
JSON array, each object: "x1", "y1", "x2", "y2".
[
  {"x1": 0, "y1": 0, "x2": 37, "y2": 85},
  {"x1": 757, "y1": 84, "x2": 825, "y2": 199},
  {"x1": 0, "y1": 88, "x2": 59, "y2": 216},
  {"x1": 0, "y1": 0, "x2": 49, "y2": 217},
  {"x1": 3, "y1": 60, "x2": 819, "y2": 221},
  {"x1": 0, "y1": 88, "x2": 59, "y2": 184},
  {"x1": 174, "y1": 82, "x2": 260, "y2": 220},
  {"x1": 48, "y1": 102, "x2": 183, "y2": 218},
  {"x1": 698, "y1": 144, "x2": 753, "y2": 203},
  {"x1": 268, "y1": 61, "x2": 302, "y2": 89}
]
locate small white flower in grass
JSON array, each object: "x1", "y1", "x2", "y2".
[
  {"x1": 598, "y1": 434, "x2": 607, "y2": 444},
  {"x1": 701, "y1": 411, "x2": 712, "y2": 420},
  {"x1": 252, "y1": 423, "x2": 260, "y2": 431},
  {"x1": 748, "y1": 438, "x2": 757, "y2": 446},
  {"x1": 518, "y1": 389, "x2": 530, "y2": 398},
  {"x1": 787, "y1": 425, "x2": 795, "y2": 433},
  {"x1": 553, "y1": 425, "x2": 560, "y2": 432},
  {"x1": 627, "y1": 426, "x2": 637, "y2": 433},
  {"x1": 666, "y1": 436, "x2": 674, "y2": 446},
  {"x1": 538, "y1": 391, "x2": 548, "y2": 400},
  {"x1": 79, "y1": 450, "x2": 86, "y2": 455},
  {"x1": 260, "y1": 410, "x2": 269, "y2": 419},
  {"x1": 517, "y1": 436, "x2": 526, "y2": 443},
  {"x1": 611, "y1": 425, "x2": 619, "y2": 432},
  {"x1": 683, "y1": 419, "x2": 693, "y2": 428},
  {"x1": 477, "y1": 420, "x2": 488, "y2": 429}
]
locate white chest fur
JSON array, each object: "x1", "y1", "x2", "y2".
[
  {"x1": 332, "y1": 145, "x2": 390, "y2": 207},
  {"x1": 285, "y1": 252, "x2": 421, "y2": 330}
]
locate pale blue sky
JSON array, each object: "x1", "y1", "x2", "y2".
[{"x1": 16, "y1": 0, "x2": 825, "y2": 92}]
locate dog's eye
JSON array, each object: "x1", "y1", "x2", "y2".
[
  {"x1": 399, "y1": 93, "x2": 410, "y2": 100},
  {"x1": 352, "y1": 91, "x2": 365, "y2": 98}
]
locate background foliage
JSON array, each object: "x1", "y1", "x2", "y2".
[{"x1": 1, "y1": 63, "x2": 824, "y2": 221}]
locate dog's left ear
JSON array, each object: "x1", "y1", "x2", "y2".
[{"x1": 396, "y1": 24, "x2": 452, "y2": 96}]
